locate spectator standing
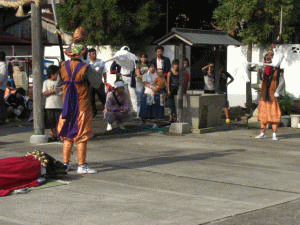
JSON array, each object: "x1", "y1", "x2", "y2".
[
  {"x1": 0, "y1": 52, "x2": 8, "y2": 124},
  {"x1": 202, "y1": 63, "x2": 216, "y2": 94},
  {"x1": 139, "y1": 63, "x2": 165, "y2": 128},
  {"x1": 135, "y1": 54, "x2": 149, "y2": 117},
  {"x1": 182, "y1": 58, "x2": 191, "y2": 94},
  {"x1": 42, "y1": 65, "x2": 63, "y2": 141},
  {"x1": 86, "y1": 48, "x2": 107, "y2": 117},
  {"x1": 219, "y1": 67, "x2": 234, "y2": 124},
  {"x1": 104, "y1": 81, "x2": 132, "y2": 131},
  {"x1": 150, "y1": 45, "x2": 171, "y2": 75},
  {"x1": 166, "y1": 60, "x2": 180, "y2": 123}
]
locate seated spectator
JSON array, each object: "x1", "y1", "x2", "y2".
[
  {"x1": 5, "y1": 87, "x2": 27, "y2": 120},
  {"x1": 4, "y1": 79, "x2": 16, "y2": 99},
  {"x1": 104, "y1": 81, "x2": 132, "y2": 131}
]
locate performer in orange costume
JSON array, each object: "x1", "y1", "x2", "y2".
[
  {"x1": 57, "y1": 27, "x2": 102, "y2": 174},
  {"x1": 256, "y1": 48, "x2": 285, "y2": 141}
]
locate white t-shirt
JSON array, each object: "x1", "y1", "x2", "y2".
[
  {"x1": 157, "y1": 58, "x2": 164, "y2": 70},
  {"x1": 203, "y1": 72, "x2": 215, "y2": 91},
  {"x1": 42, "y1": 79, "x2": 63, "y2": 109}
]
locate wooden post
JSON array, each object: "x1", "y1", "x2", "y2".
[
  {"x1": 177, "y1": 43, "x2": 185, "y2": 122},
  {"x1": 30, "y1": 2, "x2": 47, "y2": 143}
]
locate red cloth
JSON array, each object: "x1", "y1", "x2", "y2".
[
  {"x1": 0, "y1": 156, "x2": 41, "y2": 196},
  {"x1": 264, "y1": 65, "x2": 273, "y2": 76}
]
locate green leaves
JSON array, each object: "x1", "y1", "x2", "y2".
[
  {"x1": 213, "y1": 0, "x2": 300, "y2": 45},
  {"x1": 56, "y1": 0, "x2": 162, "y2": 51}
]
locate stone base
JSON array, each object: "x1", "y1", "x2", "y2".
[
  {"x1": 192, "y1": 125, "x2": 231, "y2": 134},
  {"x1": 168, "y1": 122, "x2": 191, "y2": 135},
  {"x1": 30, "y1": 134, "x2": 48, "y2": 144}
]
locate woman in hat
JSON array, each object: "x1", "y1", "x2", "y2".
[
  {"x1": 57, "y1": 26, "x2": 103, "y2": 174},
  {"x1": 103, "y1": 80, "x2": 132, "y2": 131}
]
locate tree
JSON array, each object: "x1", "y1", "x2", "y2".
[
  {"x1": 212, "y1": 0, "x2": 300, "y2": 113},
  {"x1": 56, "y1": 0, "x2": 162, "y2": 52},
  {"x1": 213, "y1": 0, "x2": 300, "y2": 45}
]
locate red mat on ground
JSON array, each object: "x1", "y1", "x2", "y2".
[{"x1": 0, "y1": 156, "x2": 41, "y2": 196}]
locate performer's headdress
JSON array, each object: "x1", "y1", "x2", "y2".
[{"x1": 64, "y1": 26, "x2": 88, "y2": 58}]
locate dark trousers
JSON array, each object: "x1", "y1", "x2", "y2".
[
  {"x1": 167, "y1": 88, "x2": 178, "y2": 116},
  {"x1": 0, "y1": 89, "x2": 5, "y2": 123},
  {"x1": 90, "y1": 83, "x2": 106, "y2": 116}
]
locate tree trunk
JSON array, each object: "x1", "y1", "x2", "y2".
[{"x1": 246, "y1": 43, "x2": 253, "y2": 114}]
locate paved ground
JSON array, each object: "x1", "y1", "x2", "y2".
[{"x1": 1, "y1": 117, "x2": 300, "y2": 225}]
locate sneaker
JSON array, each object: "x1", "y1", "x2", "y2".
[
  {"x1": 63, "y1": 163, "x2": 71, "y2": 172},
  {"x1": 152, "y1": 123, "x2": 158, "y2": 129},
  {"x1": 106, "y1": 123, "x2": 113, "y2": 131},
  {"x1": 255, "y1": 133, "x2": 265, "y2": 139},
  {"x1": 272, "y1": 133, "x2": 278, "y2": 141},
  {"x1": 77, "y1": 165, "x2": 97, "y2": 174},
  {"x1": 225, "y1": 119, "x2": 231, "y2": 124},
  {"x1": 119, "y1": 124, "x2": 126, "y2": 130}
]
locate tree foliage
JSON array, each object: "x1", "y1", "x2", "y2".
[
  {"x1": 56, "y1": 0, "x2": 162, "y2": 51},
  {"x1": 213, "y1": 0, "x2": 300, "y2": 45}
]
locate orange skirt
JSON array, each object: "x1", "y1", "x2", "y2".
[
  {"x1": 258, "y1": 100, "x2": 281, "y2": 124},
  {"x1": 258, "y1": 70, "x2": 281, "y2": 124},
  {"x1": 57, "y1": 110, "x2": 93, "y2": 143}
]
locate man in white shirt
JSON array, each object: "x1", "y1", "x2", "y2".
[
  {"x1": 0, "y1": 51, "x2": 8, "y2": 124},
  {"x1": 150, "y1": 45, "x2": 171, "y2": 73},
  {"x1": 87, "y1": 48, "x2": 107, "y2": 117}
]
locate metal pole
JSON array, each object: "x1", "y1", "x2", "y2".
[
  {"x1": 30, "y1": 2, "x2": 47, "y2": 143},
  {"x1": 279, "y1": 5, "x2": 283, "y2": 38},
  {"x1": 51, "y1": 0, "x2": 65, "y2": 61}
]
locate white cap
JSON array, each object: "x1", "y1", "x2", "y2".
[{"x1": 114, "y1": 81, "x2": 125, "y2": 89}]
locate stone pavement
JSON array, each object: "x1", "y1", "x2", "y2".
[{"x1": 1, "y1": 117, "x2": 300, "y2": 225}]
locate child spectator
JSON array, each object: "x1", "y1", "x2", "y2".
[
  {"x1": 202, "y1": 63, "x2": 216, "y2": 94},
  {"x1": 155, "y1": 69, "x2": 166, "y2": 106},
  {"x1": 43, "y1": 65, "x2": 63, "y2": 142}
]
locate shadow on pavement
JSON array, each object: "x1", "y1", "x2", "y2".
[
  {"x1": 91, "y1": 124, "x2": 169, "y2": 141},
  {"x1": 0, "y1": 121, "x2": 33, "y2": 136},
  {"x1": 0, "y1": 141, "x2": 24, "y2": 148},
  {"x1": 278, "y1": 133, "x2": 300, "y2": 139},
  {"x1": 90, "y1": 149, "x2": 246, "y2": 172}
]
